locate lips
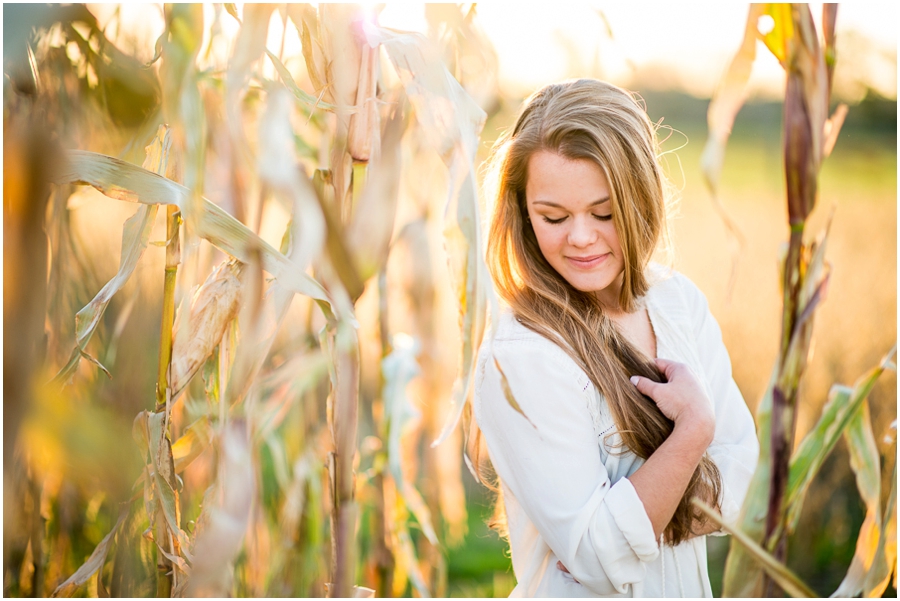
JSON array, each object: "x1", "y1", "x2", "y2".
[{"x1": 565, "y1": 254, "x2": 608, "y2": 269}]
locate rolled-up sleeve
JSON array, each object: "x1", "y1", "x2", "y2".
[
  {"x1": 477, "y1": 338, "x2": 659, "y2": 596},
  {"x1": 679, "y1": 276, "x2": 760, "y2": 527}
]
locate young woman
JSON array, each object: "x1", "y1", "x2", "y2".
[{"x1": 473, "y1": 79, "x2": 759, "y2": 597}]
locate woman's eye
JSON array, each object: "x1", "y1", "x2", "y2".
[
  {"x1": 542, "y1": 216, "x2": 566, "y2": 225},
  {"x1": 593, "y1": 214, "x2": 613, "y2": 222}
]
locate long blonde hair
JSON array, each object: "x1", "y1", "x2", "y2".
[{"x1": 481, "y1": 79, "x2": 720, "y2": 545}]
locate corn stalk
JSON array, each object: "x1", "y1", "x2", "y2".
[{"x1": 702, "y1": 4, "x2": 896, "y2": 597}]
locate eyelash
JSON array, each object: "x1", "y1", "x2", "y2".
[{"x1": 541, "y1": 214, "x2": 612, "y2": 225}]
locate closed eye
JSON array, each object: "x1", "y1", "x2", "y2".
[
  {"x1": 542, "y1": 216, "x2": 566, "y2": 225},
  {"x1": 594, "y1": 214, "x2": 612, "y2": 222}
]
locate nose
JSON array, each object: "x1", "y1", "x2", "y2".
[{"x1": 567, "y1": 215, "x2": 598, "y2": 248}]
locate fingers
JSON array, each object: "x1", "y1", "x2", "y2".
[{"x1": 630, "y1": 374, "x2": 658, "y2": 398}]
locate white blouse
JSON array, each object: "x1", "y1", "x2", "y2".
[{"x1": 473, "y1": 266, "x2": 759, "y2": 597}]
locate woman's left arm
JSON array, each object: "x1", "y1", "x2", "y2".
[{"x1": 681, "y1": 275, "x2": 760, "y2": 528}]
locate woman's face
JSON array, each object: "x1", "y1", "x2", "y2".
[{"x1": 525, "y1": 149, "x2": 625, "y2": 309}]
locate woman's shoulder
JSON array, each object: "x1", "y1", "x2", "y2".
[
  {"x1": 646, "y1": 263, "x2": 710, "y2": 311},
  {"x1": 478, "y1": 308, "x2": 587, "y2": 383}
]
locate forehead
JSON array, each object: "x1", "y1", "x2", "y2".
[{"x1": 525, "y1": 150, "x2": 610, "y2": 207}]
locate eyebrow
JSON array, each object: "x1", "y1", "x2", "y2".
[{"x1": 531, "y1": 197, "x2": 610, "y2": 208}]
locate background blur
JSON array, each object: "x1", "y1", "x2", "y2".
[{"x1": 4, "y1": 2, "x2": 896, "y2": 597}]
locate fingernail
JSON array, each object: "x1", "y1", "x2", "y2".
[{"x1": 630, "y1": 376, "x2": 639, "y2": 386}]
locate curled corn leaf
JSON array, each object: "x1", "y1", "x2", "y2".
[
  {"x1": 52, "y1": 126, "x2": 172, "y2": 383},
  {"x1": 170, "y1": 259, "x2": 244, "y2": 399},
  {"x1": 51, "y1": 149, "x2": 332, "y2": 305}
]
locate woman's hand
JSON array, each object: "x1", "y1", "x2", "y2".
[{"x1": 630, "y1": 358, "x2": 715, "y2": 443}]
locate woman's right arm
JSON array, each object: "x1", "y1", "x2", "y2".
[
  {"x1": 628, "y1": 358, "x2": 716, "y2": 540},
  {"x1": 477, "y1": 339, "x2": 661, "y2": 596}
]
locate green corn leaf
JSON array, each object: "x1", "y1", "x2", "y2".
[
  {"x1": 723, "y1": 368, "x2": 777, "y2": 597},
  {"x1": 695, "y1": 499, "x2": 817, "y2": 598},
  {"x1": 785, "y1": 347, "x2": 895, "y2": 531},
  {"x1": 832, "y1": 400, "x2": 883, "y2": 597}
]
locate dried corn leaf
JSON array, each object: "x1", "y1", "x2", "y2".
[
  {"x1": 148, "y1": 411, "x2": 187, "y2": 549},
  {"x1": 694, "y1": 499, "x2": 817, "y2": 598},
  {"x1": 52, "y1": 127, "x2": 171, "y2": 383},
  {"x1": 785, "y1": 347, "x2": 895, "y2": 530},
  {"x1": 187, "y1": 421, "x2": 255, "y2": 597},
  {"x1": 320, "y1": 4, "x2": 363, "y2": 110},
  {"x1": 225, "y1": 4, "x2": 275, "y2": 132},
  {"x1": 365, "y1": 25, "x2": 495, "y2": 447},
  {"x1": 170, "y1": 260, "x2": 244, "y2": 399},
  {"x1": 700, "y1": 5, "x2": 762, "y2": 251},
  {"x1": 51, "y1": 149, "x2": 332, "y2": 305},
  {"x1": 285, "y1": 4, "x2": 327, "y2": 95},
  {"x1": 382, "y1": 334, "x2": 438, "y2": 545},
  {"x1": 172, "y1": 415, "x2": 214, "y2": 474},
  {"x1": 258, "y1": 87, "x2": 326, "y2": 273},
  {"x1": 225, "y1": 281, "x2": 294, "y2": 409},
  {"x1": 51, "y1": 509, "x2": 128, "y2": 597},
  {"x1": 832, "y1": 401, "x2": 883, "y2": 597},
  {"x1": 492, "y1": 356, "x2": 537, "y2": 429},
  {"x1": 265, "y1": 50, "x2": 337, "y2": 111}
]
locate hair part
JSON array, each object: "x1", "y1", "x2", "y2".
[{"x1": 481, "y1": 79, "x2": 720, "y2": 545}]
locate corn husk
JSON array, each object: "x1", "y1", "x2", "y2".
[{"x1": 169, "y1": 260, "x2": 244, "y2": 399}]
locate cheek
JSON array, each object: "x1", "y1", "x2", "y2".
[{"x1": 532, "y1": 224, "x2": 563, "y2": 255}]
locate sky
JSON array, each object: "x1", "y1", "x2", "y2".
[
  {"x1": 87, "y1": 2, "x2": 898, "y2": 102},
  {"x1": 381, "y1": 1, "x2": 898, "y2": 101}
]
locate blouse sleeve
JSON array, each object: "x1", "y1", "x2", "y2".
[
  {"x1": 678, "y1": 275, "x2": 760, "y2": 528},
  {"x1": 476, "y1": 336, "x2": 660, "y2": 596}
]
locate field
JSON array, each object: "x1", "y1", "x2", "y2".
[{"x1": 3, "y1": 4, "x2": 896, "y2": 598}]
